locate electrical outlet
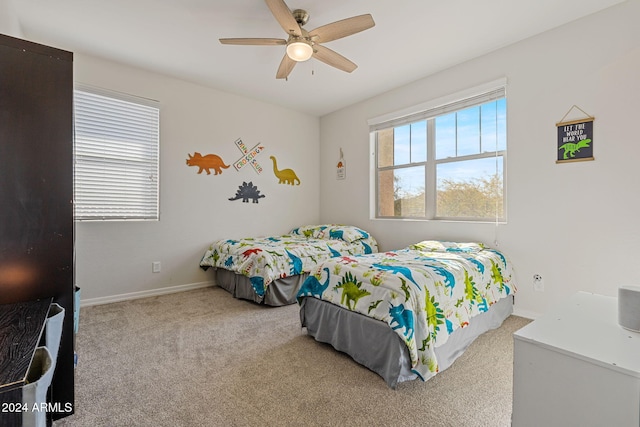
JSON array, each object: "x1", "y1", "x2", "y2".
[
  {"x1": 152, "y1": 261, "x2": 161, "y2": 273},
  {"x1": 533, "y1": 274, "x2": 544, "y2": 292}
]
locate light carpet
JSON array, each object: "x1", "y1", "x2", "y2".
[{"x1": 54, "y1": 286, "x2": 530, "y2": 427}]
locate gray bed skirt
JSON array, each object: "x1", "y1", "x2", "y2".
[
  {"x1": 215, "y1": 268, "x2": 308, "y2": 306},
  {"x1": 299, "y1": 295, "x2": 514, "y2": 388}
]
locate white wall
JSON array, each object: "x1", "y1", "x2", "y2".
[
  {"x1": 0, "y1": 0, "x2": 21, "y2": 37},
  {"x1": 3, "y1": 1, "x2": 638, "y2": 313},
  {"x1": 319, "y1": 0, "x2": 640, "y2": 318},
  {"x1": 0, "y1": 10, "x2": 320, "y2": 303},
  {"x1": 71, "y1": 55, "x2": 319, "y2": 302}
]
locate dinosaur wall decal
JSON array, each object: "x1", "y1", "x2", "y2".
[
  {"x1": 228, "y1": 181, "x2": 265, "y2": 203},
  {"x1": 186, "y1": 152, "x2": 230, "y2": 175},
  {"x1": 270, "y1": 156, "x2": 300, "y2": 185}
]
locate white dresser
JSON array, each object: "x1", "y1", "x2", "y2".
[{"x1": 512, "y1": 291, "x2": 640, "y2": 427}]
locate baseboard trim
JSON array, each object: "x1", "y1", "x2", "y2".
[
  {"x1": 79, "y1": 281, "x2": 215, "y2": 307},
  {"x1": 512, "y1": 308, "x2": 539, "y2": 320}
]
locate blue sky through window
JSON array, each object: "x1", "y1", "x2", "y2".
[
  {"x1": 392, "y1": 98, "x2": 505, "y2": 201},
  {"x1": 393, "y1": 121, "x2": 427, "y2": 165}
]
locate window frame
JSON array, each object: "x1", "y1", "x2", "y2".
[
  {"x1": 368, "y1": 79, "x2": 507, "y2": 223},
  {"x1": 74, "y1": 84, "x2": 160, "y2": 222}
]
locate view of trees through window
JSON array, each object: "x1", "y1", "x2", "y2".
[{"x1": 376, "y1": 96, "x2": 506, "y2": 221}]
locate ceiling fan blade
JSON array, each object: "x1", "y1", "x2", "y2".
[
  {"x1": 276, "y1": 54, "x2": 297, "y2": 79},
  {"x1": 265, "y1": 0, "x2": 301, "y2": 37},
  {"x1": 309, "y1": 14, "x2": 375, "y2": 43},
  {"x1": 312, "y1": 44, "x2": 357, "y2": 73},
  {"x1": 219, "y1": 38, "x2": 286, "y2": 46}
]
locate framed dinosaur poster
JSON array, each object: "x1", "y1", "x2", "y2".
[{"x1": 556, "y1": 107, "x2": 594, "y2": 163}]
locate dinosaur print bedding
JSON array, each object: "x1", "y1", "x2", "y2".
[
  {"x1": 199, "y1": 225, "x2": 378, "y2": 301},
  {"x1": 297, "y1": 240, "x2": 516, "y2": 382}
]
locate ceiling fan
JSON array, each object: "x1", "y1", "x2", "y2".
[{"x1": 219, "y1": 0, "x2": 375, "y2": 79}]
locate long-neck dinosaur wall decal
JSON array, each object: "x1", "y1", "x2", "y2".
[{"x1": 270, "y1": 156, "x2": 300, "y2": 185}]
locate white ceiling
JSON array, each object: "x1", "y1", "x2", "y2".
[{"x1": 12, "y1": 0, "x2": 625, "y2": 117}]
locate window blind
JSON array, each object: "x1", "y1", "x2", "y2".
[
  {"x1": 368, "y1": 79, "x2": 507, "y2": 132},
  {"x1": 74, "y1": 86, "x2": 160, "y2": 221}
]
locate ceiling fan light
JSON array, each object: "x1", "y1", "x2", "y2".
[{"x1": 286, "y1": 40, "x2": 313, "y2": 62}]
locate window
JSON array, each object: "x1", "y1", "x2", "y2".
[
  {"x1": 370, "y1": 81, "x2": 506, "y2": 222},
  {"x1": 74, "y1": 85, "x2": 159, "y2": 221}
]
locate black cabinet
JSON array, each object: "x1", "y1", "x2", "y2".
[{"x1": 0, "y1": 33, "x2": 74, "y2": 420}]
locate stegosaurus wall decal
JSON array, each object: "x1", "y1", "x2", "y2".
[{"x1": 228, "y1": 181, "x2": 265, "y2": 203}]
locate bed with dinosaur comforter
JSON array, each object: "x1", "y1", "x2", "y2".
[
  {"x1": 199, "y1": 224, "x2": 378, "y2": 306},
  {"x1": 297, "y1": 240, "x2": 516, "y2": 387}
]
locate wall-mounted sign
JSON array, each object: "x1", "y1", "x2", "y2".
[
  {"x1": 556, "y1": 106, "x2": 594, "y2": 163},
  {"x1": 337, "y1": 148, "x2": 346, "y2": 180},
  {"x1": 233, "y1": 138, "x2": 265, "y2": 174}
]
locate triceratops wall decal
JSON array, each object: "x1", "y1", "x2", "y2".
[{"x1": 186, "y1": 152, "x2": 230, "y2": 175}]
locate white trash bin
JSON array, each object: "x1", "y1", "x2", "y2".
[
  {"x1": 21, "y1": 347, "x2": 54, "y2": 427},
  {"x1": 45, "y1": 303, "x2": 64, "y2": 371}
]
